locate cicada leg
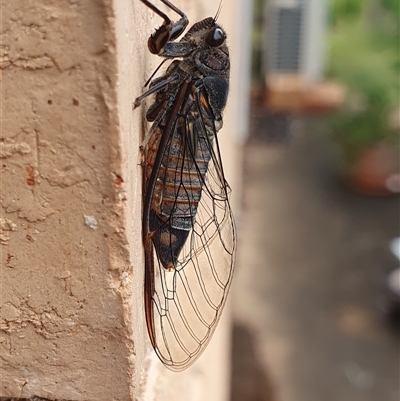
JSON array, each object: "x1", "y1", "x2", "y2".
[
  {"x1": 139, "y1": 0, "x2": 189, "y2": 54},
  {"x1": 133, "y1": 74, "x2": 177, "y2": 109}
]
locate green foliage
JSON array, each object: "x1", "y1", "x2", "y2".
[
  {"x1": 330, "y1": 0, "x2": 399, "y2": 25},
  {"x1": 380, "y1": 0, "x2": 400, "y2": 16},
  {"x1": 331, "y1": 88, "x2": 392, "y2": 161},
  {"x1": 330, "y1": 0, "x2": 363, "y2": 25},
  {"x1": 328, "y1": 5, "x2": 398, "y2": 105},
  {"x1": 251, "y1": 0, "x2": 265, "y2": 83},
  {"x1": 328, "y1": 0, "x2": 399, "y2": 160}
]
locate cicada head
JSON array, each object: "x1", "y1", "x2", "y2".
[{"x1": 182, "y1": 17, "x2": 228, "y2": 54}]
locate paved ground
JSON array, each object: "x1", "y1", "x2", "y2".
[{"x1": 230, "y1": 110, "x2": 399, "y2": 401}]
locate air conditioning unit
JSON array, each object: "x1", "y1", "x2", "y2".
[{"x1": 264, "y1": 0, "x2": 328, "y2": 83}]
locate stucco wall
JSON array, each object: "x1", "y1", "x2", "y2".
[
  {"x1": 1, "y1": 1, "x2": 137, "y2": 399},
  {"x1": 0, "y1": 0, "x2": 249, "y2": 400}
]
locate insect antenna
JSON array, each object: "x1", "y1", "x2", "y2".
[{"x1": 213, "y1": 0, "x2": 223, "y2": 22}]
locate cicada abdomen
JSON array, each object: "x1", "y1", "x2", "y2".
[
  {"x1": 146, "y1": 91, "x2": 218, "y2": 270},
  {"x1": 135, "y1": 0, "x2": 236, "y2": 371}
]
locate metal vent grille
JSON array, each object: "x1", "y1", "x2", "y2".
[
  {"x1": 264, "y1": 0, "x2": 327, "y2": 82},
  {"x1": 273, "y1": 7, "x2": 303, "y2": 71},
  {"x1": 266, "y1": 1, "x2": 305, "y2": 73}
]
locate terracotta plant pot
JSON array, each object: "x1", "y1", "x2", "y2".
[{"x1": 345, "y1": 146, "x2": 399, "y2": 196}]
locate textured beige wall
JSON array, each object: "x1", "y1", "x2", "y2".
[
  {"x1": 1, "y1": 0, "x2": 138, "y2": 399},
  {"x1": 1, "y1": 0, "x2": 248, "y2": 400}
]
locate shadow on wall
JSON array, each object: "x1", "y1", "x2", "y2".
[{"x1": 230, "y1": 322, "x2": 277, "y2": 401}]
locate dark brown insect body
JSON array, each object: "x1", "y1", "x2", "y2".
[{"x1": 134, "y1": 0, "x2": 236, "y2": 371}]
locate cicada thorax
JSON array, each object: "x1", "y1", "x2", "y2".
[{"x1": 145, "y1": 97, "x2": 214, "y2": 271}]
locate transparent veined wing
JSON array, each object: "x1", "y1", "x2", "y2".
[{"x1": 143, "y1": 80, "x2": 236, "y2": 371}]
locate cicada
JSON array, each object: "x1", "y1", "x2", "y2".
[{"x1": 134, "y1": 0, "x2": 236, "y2": 371}]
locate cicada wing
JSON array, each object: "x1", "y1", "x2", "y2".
[
  {"x1": 146, "y1": 100, "x2": 236, "y2": 371},
  {"x1": 150, "y1": 192, "x2": 235, "y2": 370}
]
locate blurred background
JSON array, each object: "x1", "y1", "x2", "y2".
[{"x1": 230, "y1": 0, "x2": 399, "y2": 400}]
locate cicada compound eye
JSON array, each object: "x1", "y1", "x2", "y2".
[{"x1": 205, "y1": 27, "x2": 225, "y2": 47}]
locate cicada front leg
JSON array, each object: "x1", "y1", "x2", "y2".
[{"x1": 139, "y1": 0, "x2": 189, "y2": 55}]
